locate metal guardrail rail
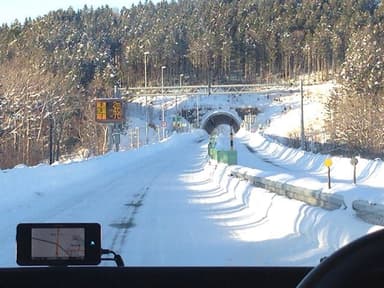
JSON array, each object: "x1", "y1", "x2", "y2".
[
  {"x1": 230, "y1": 167, "x2": 346, "y2": 211},
  {"x1": 229, "y1": 167, "x2": 384, "y2": 225},
  {"x1": 352, "y1": 200, "x2": 384, "y2": 226}
]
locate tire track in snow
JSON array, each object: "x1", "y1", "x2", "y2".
[
  {"x1": 108, "y1": 156, "x2": 174, "y2": 254},
  {"x1": 109, "y1": 188, "x2": 148, "y2": 253}
]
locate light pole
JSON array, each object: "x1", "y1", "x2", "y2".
[
  {"x1": 196, "y1": 91, "x2": 200, "y2": 128},
  {"x1": 161, "y1": 66, "x2": 166, "y2": 139},
  {"x1": 144, "y1": 51, "x2": 149, "y2": 144},
  {"x1": 300, "y1": 79, "x2": 305, "y2": 150},
  {"x1": 177, "y1": 73, "x2": 183, "y2": 114}
]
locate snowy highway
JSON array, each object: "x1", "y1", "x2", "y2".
[{"x1": 1, "y1": 127, "x2": 381, "y2": 267}]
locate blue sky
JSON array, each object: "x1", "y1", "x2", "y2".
[{"x1": 1, "y1": 0, "x2": 161, "y2": 25}]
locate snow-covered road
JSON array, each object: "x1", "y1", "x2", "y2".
[
  {"x1": 0, "y1": 129, "x2": 381, "y2": 267},
  {"x1": 1, "y1": 131, "x2": 250, "y2": 266}
]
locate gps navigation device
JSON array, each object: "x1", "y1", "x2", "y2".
[{"x1": 16, "y1": 223, "x2": 101, "y2": 266}]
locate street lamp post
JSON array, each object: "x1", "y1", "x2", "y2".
[
  {"x1": 196, "y1": 91, "x2": 200, "y2": 128},
  {"x1": 177, "y1": 73, "x2": 184, "y2": 114},
  {"x1": 161, "y1": 66, "x2": 166, "y2": 139},
  {"x1": 300, "y1": 79, "x2": 305, "y2": 150},
  {"x1": 144, "y1": 51, "x2": 149, "y2": 144}
]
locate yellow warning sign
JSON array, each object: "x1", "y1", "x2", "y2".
[
  {"x1": 324, "y1": 158, "x2": 333, "y2": 168},
  {"x1": 95, "y1": 99, "x2": 124, "y2": 123}
]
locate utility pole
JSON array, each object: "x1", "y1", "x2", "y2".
[
  {"x1": 49, "y1": 114, "x2": 54, "y2": 165},
  {"x1": 161, "y1": 66, "x2": 166, "y2": 139},
  {"x1": 112, "y1": 86, "x2": 121, "y2": 152},
  {"x1": 178, "y1": 73, "x2": 183, "y2": 114},
  {"x1": 144, "y1": 51, "x2": 149, "y2": 144},
  {"x1": 196, "y1": 91, "x2": 200, "y2": 128},
  {"x1": 300, "y1": 79, "x2": 305, "y2": 150}
]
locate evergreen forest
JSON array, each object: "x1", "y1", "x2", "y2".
[{"x1": 0, "y1": 0, "x2": 383, "y2": 168}]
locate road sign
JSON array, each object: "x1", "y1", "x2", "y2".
[
  {"x1": 161, "y1": 121, "x2": 167, "y2": 128},
  {"x1": 324, "y1": 158, "x2": 333, "y2": 168},
  {"x1": 95, "y1": 99, "x2": 124, "y2": 123},
  {"x1": 324, "y1": 158, "x2": 333, "y2": 189}
]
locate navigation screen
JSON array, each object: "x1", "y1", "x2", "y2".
[{"x1": 31, "y1": 228, "x2": 85, "y2": 260}]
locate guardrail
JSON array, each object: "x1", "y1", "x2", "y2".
[
  {"x1": 230, "y1": 168, "x2": 346, "y2": 211},
  {"x1": 352, "y1": 200, "x2": 384, "y2": 226}
]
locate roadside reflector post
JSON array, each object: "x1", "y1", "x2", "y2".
[
  {"x1": 324, "y1": 158, "x2": 333, "y2": 189},
  {"x1": 350, "y1": 156, "x2": 359, "y2": 184},
  {"x1": 230, "y1": 130, "x2": 234, "y2": 150},
  {"x1": 136, "y1": 127, "x2": 140, "y2": 148}
]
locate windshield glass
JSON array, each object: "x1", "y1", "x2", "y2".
[{"x1": 1, "y1": 0, "x2": 383, "y2": 267}]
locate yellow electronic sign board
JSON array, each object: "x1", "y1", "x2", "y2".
[{"x1": 95, "y1": 99, "x2": 124, "y2": 123}]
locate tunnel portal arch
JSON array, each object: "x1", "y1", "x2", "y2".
[{"x1": 200, "y1": 110, "x2": 242, "y2": 135}]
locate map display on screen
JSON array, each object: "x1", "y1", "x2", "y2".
[{"x1": 31, "y1": 228, "x2": 85, "y2": 260}]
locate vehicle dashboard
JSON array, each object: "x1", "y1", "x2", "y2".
[
  {"x1": 2, "y1": 223, "x2": 383, "y2": 288},
  {"x1": 0, "y1": 266, "x2": 311, "y2": 288}
]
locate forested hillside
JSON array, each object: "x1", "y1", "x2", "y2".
[{"x1": 0, "y1": 0, "x2": 383, "y2": 168}]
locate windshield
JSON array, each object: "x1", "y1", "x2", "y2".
[{"x1": 1, "y1": 0, "x2": 383, "y2": 268}]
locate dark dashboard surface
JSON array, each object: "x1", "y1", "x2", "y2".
[
  {"x1": 0, "y1": 265, "x2": 382, "y2": 287},
  {"x1": 0, "y1": 266, "x2": 312, "y2": 288},
  {"x1": 4, "y1": 227, "x2": 384, "y2": 288}
]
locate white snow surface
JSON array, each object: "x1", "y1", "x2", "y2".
[{"x1": 1, "y1": 82, "x2": 383, "y2": 267}]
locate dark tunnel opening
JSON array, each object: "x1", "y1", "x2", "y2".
[{"x1": 201, "y1": 113, "x2": 241, "y2": 135}]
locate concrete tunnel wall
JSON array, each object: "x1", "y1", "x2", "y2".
[{"x1": 200, "y1": 110, "x2": 242, "y2": 135}]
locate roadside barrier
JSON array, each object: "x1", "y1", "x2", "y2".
[
  {"x1": 352, "y1": 200, "x2": 384, "y2": 226},
  {"x1": 208, "y1": 146, "x2": 237, "y2": 165},
  {"x1": 230, "y1": 167, "x2": 346, "y2": 211},
  {"x1": 230, "y1": 167, "x2": 384, "y2": 226}
]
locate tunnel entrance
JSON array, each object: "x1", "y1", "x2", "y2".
[{"x1": 200, "y1": 110, "x2": 242, "y2": 135}]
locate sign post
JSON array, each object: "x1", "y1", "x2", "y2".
[
  {"x1": 350, "y1": 157, "x2": 359, "y2": 184},
  {"x1": 95, "y1": 98, "x2": 124, "y2": 152},
  {"x1": 95, "y1": 99, "x2": 124, "y2": 123},
  {"x1": 324, "y1": 158, "x2": 333, "y2": 189}
]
